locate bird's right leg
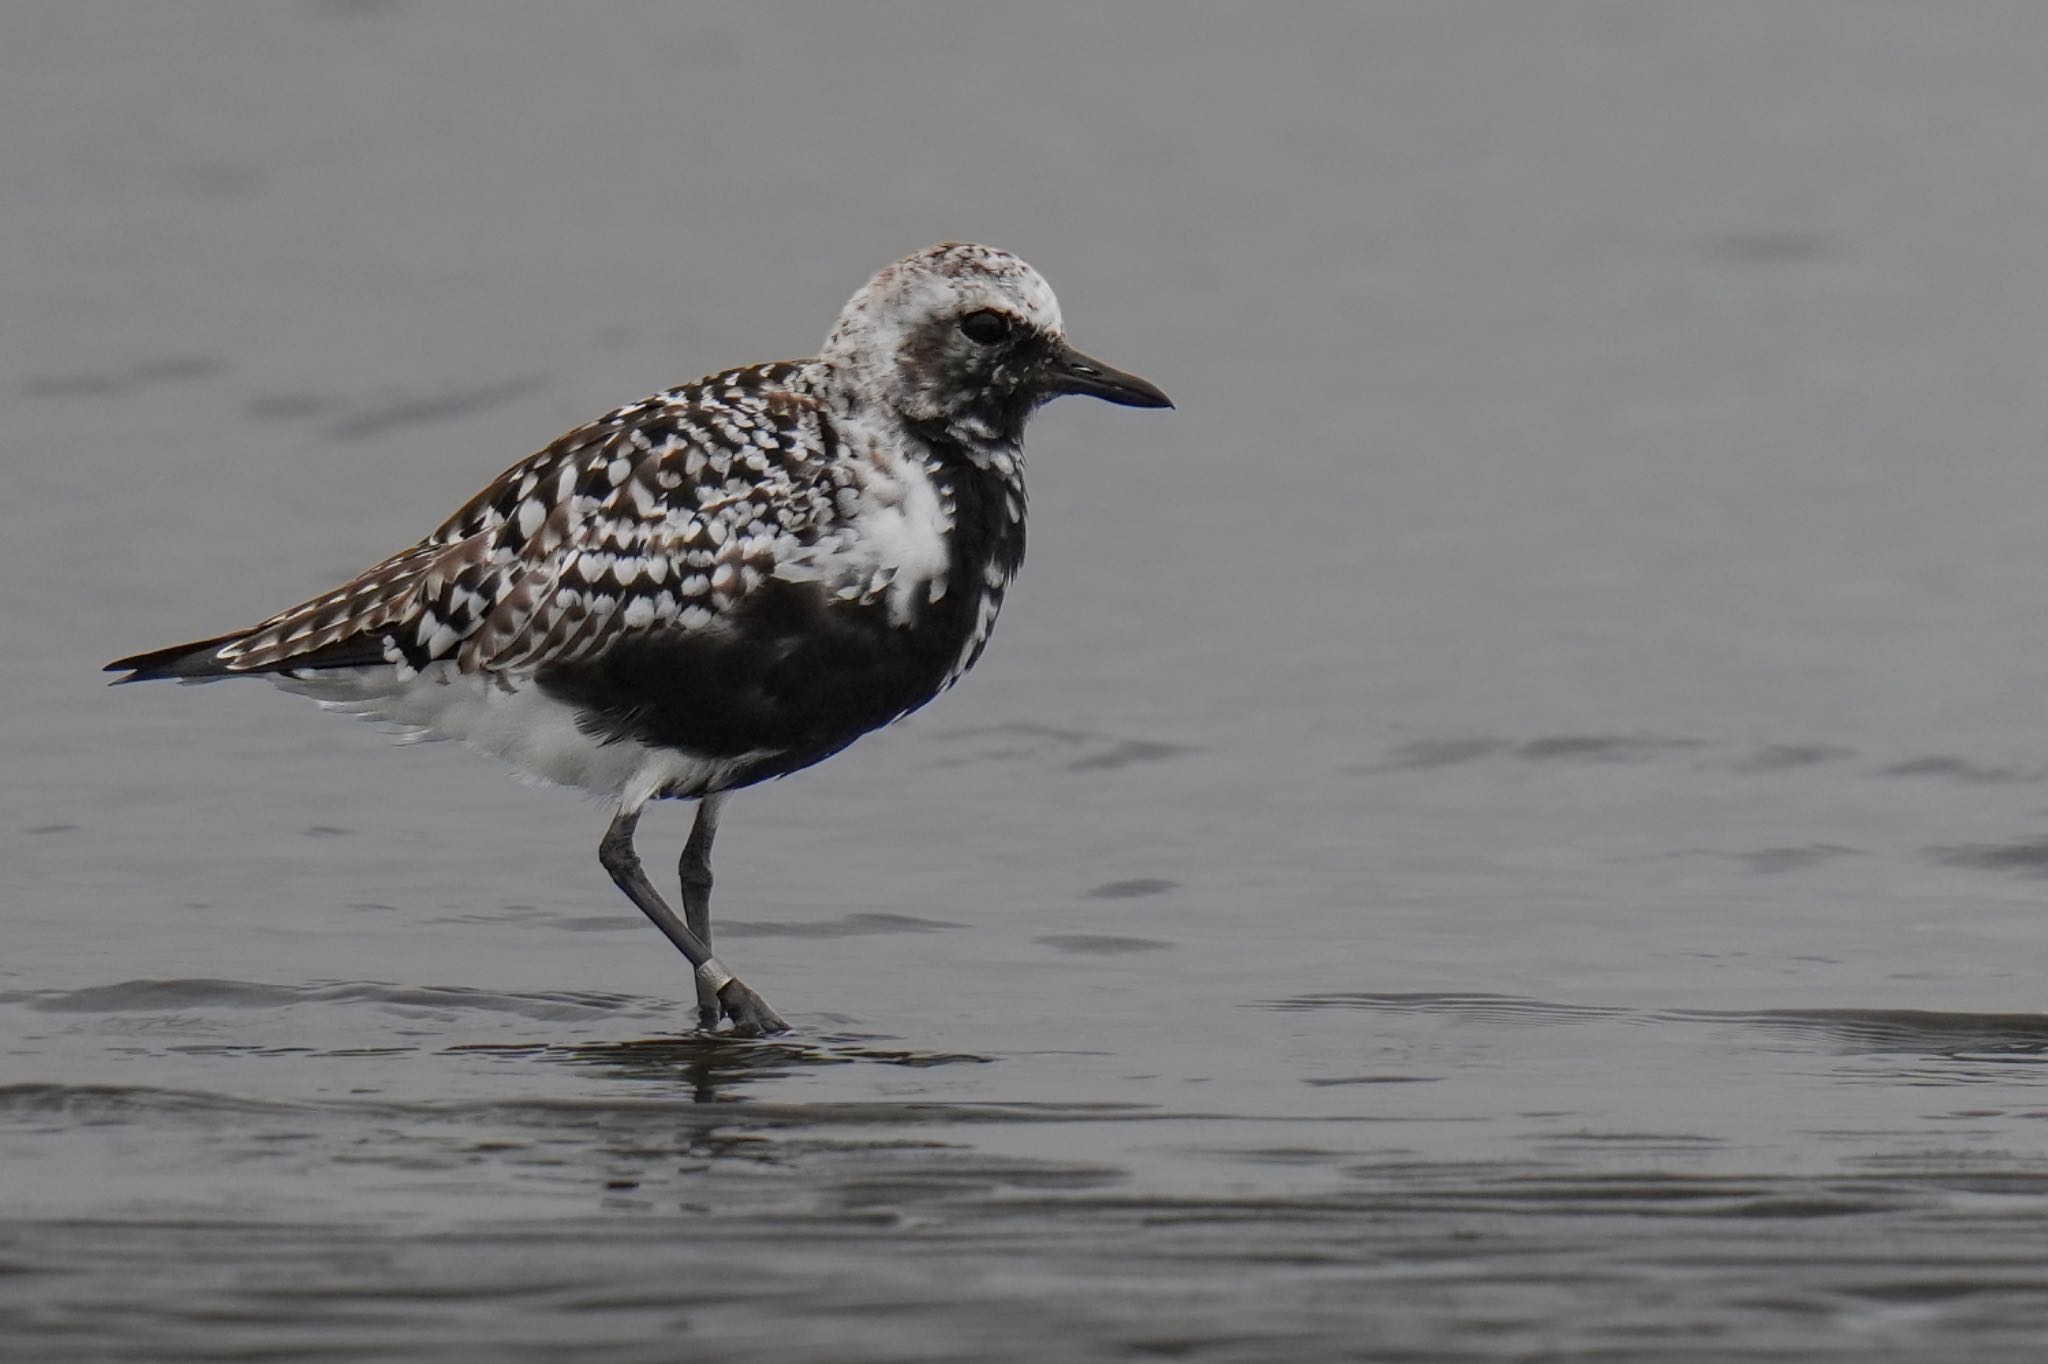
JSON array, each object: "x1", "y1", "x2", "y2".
[
  {"x1": 679, "y1": 794, "x2": 725, "y2": 1032},
  {"x1": 599, "y1": 805, "x2": 788, "y2": 1036}
]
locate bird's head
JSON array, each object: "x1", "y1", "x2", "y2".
[{"x1": 820, "y1": 242, "x2": 1171, "y2": 442}]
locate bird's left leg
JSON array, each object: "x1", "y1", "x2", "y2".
[{"x1": 679, "y1": 793, "x2": 725, "y2": 1032}]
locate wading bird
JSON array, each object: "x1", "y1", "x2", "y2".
[{"x1": 108, "y1": 242, "x2": 1171, "y2": 1034}]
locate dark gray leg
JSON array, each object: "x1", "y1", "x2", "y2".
[
  {"x1": 600, "y1": 805, "x2": 787, "y2": 1036},
  {"x1": 679, "y1": 794, "x2": 725, "y2": 1032}
]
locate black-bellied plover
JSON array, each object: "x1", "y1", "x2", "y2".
[{"x1": 108, "y1": 242, "x2": 1171, "y2": 1035}]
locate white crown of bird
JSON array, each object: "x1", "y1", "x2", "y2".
[{"x1": 819, "y1": 242, "x2": 1066, "y2": 423}]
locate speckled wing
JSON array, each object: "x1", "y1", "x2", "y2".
[
  {"x1": 108, "y1": 364, "x2": 847, "y2": 683},
  {"x1": 451, "y1": 387, "x2": 845, "y2": 675},
  {"x1": 186, "y1": 542, "x2": 443, "y2": 675}
]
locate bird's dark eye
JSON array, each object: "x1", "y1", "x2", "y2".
[{"x1": 958, "y1": 309, "x2": 1011, "y2": 345}]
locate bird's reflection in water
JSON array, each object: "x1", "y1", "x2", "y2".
[{"x1": 544, "y1": 1033, "x2": 994, "y2": 1104}]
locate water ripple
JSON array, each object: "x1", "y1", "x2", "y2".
[
  {"x1": 1263, "y1": 993, "x2": 2048, "y2": 1062},
  {"x1": 2, "y1": 979, "x2": 648, "y2": 1021}
]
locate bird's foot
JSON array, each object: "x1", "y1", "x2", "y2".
[{"x1": 717, "y1": 978, "x2": 790, "y2": 1037}]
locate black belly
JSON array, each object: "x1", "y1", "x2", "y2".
[{"x1": 535, "y1": 578, "x2": 973, "y2": 793}]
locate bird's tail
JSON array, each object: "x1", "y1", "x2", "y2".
[
  {"x1": 105, "y1": 632, "x2": 253, "y2": 684},
  {"x1": 106, "y1": 630, "x2": 389, "y2": 684}
]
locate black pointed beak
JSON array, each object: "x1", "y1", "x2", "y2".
[{"x1": 1046, "y1": 341, "x2": 1173, "y2": 410}]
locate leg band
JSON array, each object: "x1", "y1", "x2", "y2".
[{"x1": 695, "y1": 958, "x2": 735, "y2": 994}]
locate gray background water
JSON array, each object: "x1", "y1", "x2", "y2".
[{"x1": 9, "y1": 3, "x2": 2048, "y2": 1359}]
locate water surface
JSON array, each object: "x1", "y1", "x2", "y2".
[{"x1": 10, "y1": 4, "x2": 2048, "y2": 1359}]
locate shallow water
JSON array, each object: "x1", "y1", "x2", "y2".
[{"x1": 12, "y1": 3, "x2": 2048, "y2": 1360}]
